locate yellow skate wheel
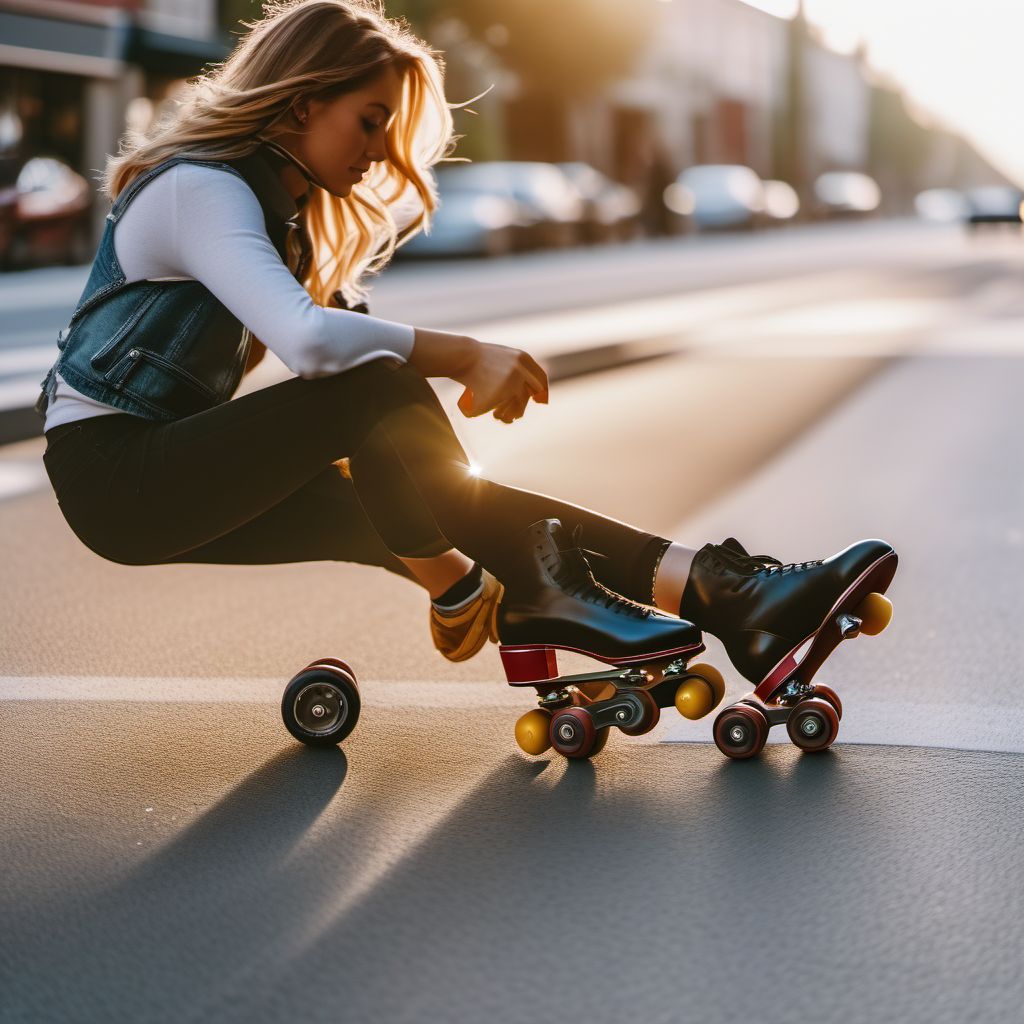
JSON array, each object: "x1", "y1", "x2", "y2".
[
  {"x1": 686, "y1": 663, "x2": 726, "y2": 708},
  {"x1": 515, "y1": 708, "x2": 553, "y2": 756},
  {"x1": 856, "y1": 592, "x2": 893, "y2": 636},
  {"x1": 675, "y1": 678, "x2": 712, "y2": 720}
]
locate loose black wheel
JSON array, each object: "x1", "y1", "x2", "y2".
[
  {"x1": 786, "y1": 697, "x2": 839, "y2": 753},
  {"x1": 619, "y1": 690, "x2": 661, "y2": 737},
  {"x1": 713, "y1": 703, "x2": 769, "y2": 760},
  {"x1": 549, "y1": 706, "x2": 604, "y2": 759},
  {"x1": 281, "y1": 662, "x2": 361, "y2": 748}
]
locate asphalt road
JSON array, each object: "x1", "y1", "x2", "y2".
[{"x1": 2, "y1": 225, "x2": 1023, "y2": 1023}]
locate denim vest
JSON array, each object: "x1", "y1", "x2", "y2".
[{"x1": 35, "y1": 142, "x2": 312, "y2": 422}]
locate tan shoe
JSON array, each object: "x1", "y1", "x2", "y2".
[{"x1": 429, "y1": 568, "x2": 504, "y2": 662}]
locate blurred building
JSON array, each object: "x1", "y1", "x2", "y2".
[
  {"x1": 0, "y1": 0, "x2": 1014, "y2": 259},
  {"x1": 0, "y1": 0, "x2": 231, "y2": 243}
]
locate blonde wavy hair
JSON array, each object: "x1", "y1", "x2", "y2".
[{"x1": 103, "y1": 0, "x2": 467, "y2": 306}]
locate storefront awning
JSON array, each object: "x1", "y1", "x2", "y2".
[
  {"x1": 0, "y1": 9, "x2": 129, "y2": 78},
  {"x1": 123, "y1": 26, "x2": 231, "y2": 78},
  {"x1": 0, "y1": 9, "x2": 230, "y2": 80}
]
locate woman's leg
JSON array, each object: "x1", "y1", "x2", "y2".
[
  {"x1": 43, "y1": 357, "x2": 671, "y2": 604},
  {"x1": 344, "y1": 360, "x2": 672, "y2": 604}
]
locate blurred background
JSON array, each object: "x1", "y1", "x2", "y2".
[
  {"x1": 1, "y1": 0, "x2": 1022, "y2": 441},
  {"x1": 1, "y1": 0, "x2": 1020, "y2": 265}
]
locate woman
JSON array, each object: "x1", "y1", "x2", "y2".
[{"x1": 37, "y1": 0, "x2": 895, "y2": 696}]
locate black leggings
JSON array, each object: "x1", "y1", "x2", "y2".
[{"x1": 41, "y1": 357, "x2": 670, "y2": 603}]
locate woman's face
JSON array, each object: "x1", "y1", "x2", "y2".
[{"x1": 278, "y1": 64, "x2": 404, "y2": 198}]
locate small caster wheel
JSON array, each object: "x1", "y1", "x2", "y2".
[
  {"x1": 549, "y1": 707, "x2": 605, "y2": 759},
  {"x1": 786, "y1": 697, "x2": 839, "y2": 752},
  {"x1": 811, "y1": 684, "x2": 843, "y2": 720},
  {"x1": 674, "y1": 662, "x2": 726, "y2": 720},
  {"x1": 515, "y1": 708, "x2": 553, "y2": 756},
  {"x1": 619, "y1": 690, "x2": 661, "y2": 736},
  {"x1": 713, "y1": 703, "x2": 769, "y2": 760},
  {"x1": 856, "y1": 592, "x2": 893, "y2": 636},
  {"x1": 281, "y1": 661, "x2": 360, "y2": 748}
]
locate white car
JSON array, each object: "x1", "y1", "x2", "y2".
[
  {"x1": 665, "y1": 164, "x2": 765, "y2": 230},
  {"x1": 813, "y1": 172, "x2": 881, "y2": 217}
]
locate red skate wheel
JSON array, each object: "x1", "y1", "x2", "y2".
[
  {"x1": 304, "y1": 656, "x2": 356, "y2": 679},
  {"x1": 786, "y1": 698, "x2": 839, "y2": 752},
  {"x1": 549, "y1": 707, "x2": 603, "y2": 759},
  {"x1": 811, "y1": 685, "x2": 843, "y2": 721},
  {"x1": 619, "y1": 690, "x2": 661, "y2": 737},
  {"x1": 589, "y1": 727, "x2": 611, "y2": 758},
  {"x1": 713, "y1": 703, "x2": 769, "y2": 760}
]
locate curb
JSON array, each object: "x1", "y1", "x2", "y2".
[{"x1": 0, "y1": 330, "x2": 693, "y2": 448}]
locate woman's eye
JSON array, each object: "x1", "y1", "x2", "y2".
[{"x1": 362, "y1": 119, "x2": 381, "y2": 132}]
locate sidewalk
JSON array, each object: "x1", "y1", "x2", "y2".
[{"x1": 0, "y1": 220, "x2": 954, "y2": 445}]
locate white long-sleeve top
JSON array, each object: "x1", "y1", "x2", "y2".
[{"x1": 43, "y1": 161, "x2": 416, "y2": 431}]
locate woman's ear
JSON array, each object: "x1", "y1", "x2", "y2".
[{"x1": 291, "y1": 100, "x2": 309, "y2": 126}]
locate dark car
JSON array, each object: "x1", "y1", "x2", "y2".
[
  {"x1": 397, "y1": 171, "x2": 528, "y2": 259},
  {"x1": 964, "y1": 185, "x2": 1023, "y2": 228},
  {"x1": 555, "y1": 162, "x2": 642, "y2": 244},
  {"x1": 432, "y1": 161, "x2": 586, "y2": 250},
  {"x1": 7, "y1": 155, "x2": 93, "y2": 268}
]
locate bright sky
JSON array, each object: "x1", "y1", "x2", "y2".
[{"x1": 738, "y1": 0, "x2": 1024, "y2": 185}]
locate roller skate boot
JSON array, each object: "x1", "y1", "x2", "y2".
[
  {"x1": 679, "y1": 537, "x2": 898, "y2": 759},
  {"x1": 499, "y1": 518, "x2": 727, "y2": 761},
  {"x1": 429, "y1": 566, "x2": 504, "y2": 662}
]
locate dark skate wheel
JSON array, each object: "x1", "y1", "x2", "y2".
[
  {"x1": 550, "y1": 707, "x2": 605, "y2": 759},
  {"x1": 811, "y1": 684, "x2": 843, "y2": 720},
  {"x1": 619, "y1": 690, "x2": 661, "y2": 736},
  {"x1": 674, "y1": 663, "x2": 726, "y2": 720},
  {"x1": 856, "y1": 592, "x2": 893, "y2": 636},
  {"x1": 713, "y1": 704, "x2": 769, "y2": 760},
  {"x1": 281, "y1": 661, "x2": 361, "y2": 748},
  {"x1": 515, "y1": 708, "x2": 553, "y2": 756},
  {"x1": 786, "y1": 697, "x2": 839, "y2": 752}
]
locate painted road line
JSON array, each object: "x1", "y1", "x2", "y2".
[{"x1": 3, "y1": 677, "x2": 1022, "y2": 755}]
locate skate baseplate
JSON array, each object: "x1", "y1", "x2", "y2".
[{"x1": 500, "y1": 642, "x2": 726, "y2": 760}]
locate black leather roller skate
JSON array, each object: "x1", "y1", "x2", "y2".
[
  {"x1": 497, "y1": 518, "x2": 727, "y2": 761},
  {"x1": 680, "y1": 537, "x2": 898, "y2": 760}
]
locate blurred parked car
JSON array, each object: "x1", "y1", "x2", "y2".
[
  {"x1": 812, "y1": 171, "x2": 881, "y2": 218},
  {"x1": 761, "y1": 179, "x2": 800, "y2": 224},
  {"x1": 555, "y1": 162, "x2": 642, "y2": 243},
  {"x1": 428, "y1": 161, "x2": 586, "y2": 250},
  {"x1": 914, "y1": 188, "x2": 969, "y2": 224},
  {"x1": 398, "y1": 177, "x2": 523, "y2": 259},
  {"x1": 963, "y1": 185, "x2": 1023, "y2": 227},
  {"x1": 664, "y1": 164, "x2": 765, "y2": 231},
  {"x1": 0, "y1": 181, "x2": 16, "y2": 269},
  {"x1": 4, "y1": 156, "x2": 92, "y2": 268}
]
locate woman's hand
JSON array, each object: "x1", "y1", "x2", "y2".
[{"x1": 452, "y1": 341, "x2": 549, "y2": 422}]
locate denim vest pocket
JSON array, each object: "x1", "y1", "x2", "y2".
[
  {"x1": 111, "y1": 346, "x2": 220, "y2": 417},
  {"x1": 87, "y1": 286, "x2": 165, "y2": 370}
]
